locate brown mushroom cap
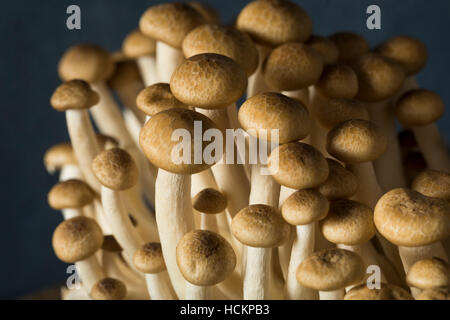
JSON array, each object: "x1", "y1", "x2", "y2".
[
  {"x1": 406, "y1": 258, "x2": 449, "y2": 290},
  {"x1": 318, "y1": 159, "x2": 359, "y2": 200},
  {"x1": 136, "y1": 83, "x2": 188, "y2": 117},
  {"x1": 296, "y1": 248, "x2": 366, "y2": 291},
  {"x1": 281, "y1": 190, "x2": 329, "y2": 226},
  {"x1": 327, "y1": 119, "x2": 387, "y2": 164},
  {"x1": 101, "y1": 235, "x2": 122, "y2": 253},
  {"x1": 171, "y1": 53, "x2": 247, "y2": 109},
  {"x1": 374, "y1": 188, "x2": 449, "y2": 247},
  {"x1": 52, "y1": 216, "x2": 104, "y2": 263},
  {"x1": 133, "y1": 243, "x2": 166, "y2": 274},
  {"x1": 306, "y1": 35, "x2": 339, "y2": 66},
  {"x1": 51, "y1": 80, "x2": 100, "y2": 112},
  {"x1": 344, "y1": 282, "x2": 414, "y2": 300},
  {"x1": 377, "y1": 36, "x2": 428, "y2": 76},
  {"x1": 263, "y1": 43, "x2": 324, "y2": 91},
  {"x1": 182, "y1": 24, "x2": 259, "y2": 76},
  {"x1": 122, "y1": 29, "x2": 156, "y2": 58},
  {"x1": 236, "y1": 0, "x2": 312, "y2": 47},
  {"x1": 320, "y1": 199, "x2": 376, "y2": 245},
  {"x1": 92, "y1": 148, "x2": 139, "y2": 191},
  {"x1": 315, "y1": 98, "x2": 369, "y2": 130},
  {"x1": 176, "y1": 230, "x2": 236, "y2": 286},
  {"x1": 316, "y1": 64, "x2": 359, "y2": 99},
  {"x1": 396, "y1": 89, "x2": 445, "y2": 127},
  {"x1": 58, "y1": 44, "x2": 115, "y2": 83},
  {"x1": 139, "y1": 3, "x2": 205, "y2": 49},
  {"x1": 232, "y1": 204, "x2": 291, "y2": 248},
  {"x1": 412, "y1": 170, "x2": 450, "y2": 202},
  {"x1": 352, "y1": 53, "x2": 405, "y2": 102},
  {"x1": 44, "y1": 143, "x2": 77, "y2": 173},
  {"x1": 48, "y1": 179, "x2": 96, "y2": 210},
  {"x1": 90, "y1": 278, "x2": 127, "y2": 300},
  {"x1": 329, "y1": 32, "x2": 369, "y2": 63},
  {"x1": 417, "y1": 287, "x2": 450, "y2": 300},
  {"x1": 188, "y1": 2, "x2": 220, "y2": 24},
  {"x1": 193, "y1": 188, "x2": 228, "y2": 214},
  {"x1": 107, "y1": 60, "x2": 142, "y2": 91},
  {"x1": 268, "y1": 142, "x2": 329, "y2": 189},
  {"x1": 140, "y1": 108, "x2": 218, "y2": 174},
  {"x1": 239, "y1": 92, "x2": 310, "y2": 144}
]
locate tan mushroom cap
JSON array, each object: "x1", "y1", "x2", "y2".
[
  {"x1": 316, "y1": 64, "x2": 359, "y2": 99},
  {"x1": 315, "y1": 98, "x2": 369, "y2": 130},
  {"x1": 296, "y1": 248, "x2": 365, "y2": 291},
  {"x1": 281, "y1": 190, "x2": 329, "y2": 226},
  {"x1": 344, "y1": 283, "x2": 414, "y2": 300},
  {"x1": 232, "y1": 204, "x2": 291, "y2": 248},
  {"x1": 236, "y1": 0, "x2": 312, "y2": 47},
  {"x1": 140, "y1": 108, "x2": 218, "y2": 174},
  {"x1": 102, "y1": 235, "x2": 122, "y2": 253},
  {"x1": 318, "y1": 159, "x2": 359, "y2": 200},
  {"x1": 133, "y1": 243, "x2": 166, "y2": 274},
  {"x1": 171, "y1": 53, "x2": 247, "y2": 109},
  {"x1": 107, "y1": 60, "x2": 142, "y2": 91},
  {"x1": 263, "y1": 43, "x2": 324, "y2": 91},
  {"x1": 52, "y1": 216, "x2": 104, "y2": 263},
  {"x1": 48, "y1": 179, "x2": 96, "y2": 210},
  {"x1": 396, "y1": 89, "x2": 445, "y2": 127},
  {"x1": 188, "y1": 2, "x2": 220, "y2": 24},
  {"x1": 92, "y1": 148, "x2": 139, "y2": 191},
  {"x1": 412, "y1": 170, "x2": 450, "y2": 202},
  {"x1": 193, "y1": 188, "x2": 228, "y2": 214},
  {"x1": 268, "y1": 142, "x2": 329, "y2": 190},
  {"x1": 176, "y1": 230, "x2": 236, "y2": 286},
  {"x1": 90, "y1": 278, "x2": 127, "y2": 300},
  {"x1": 320, "y1": 199, "x2": 376, "y2": 245},
  {"x1": 51, "y1": 80, "x2": 99, "y2": 112},
  {"x1": 239, "y1": 92, "x2": 310, "y2": 144},
  {"x1": 406, "y1": 258, "x2": 449, "y2": 290},
  {"x1": 374, "y1": 188, "x2": 449, "y2": 247},
  {"x1": 417, "y1": 287, "x2": 450, "y2": 300},
  {"x1": 44, "y1": 143, "x2": 77, "y2": 173},
  {"x1": 329, "y1": 32, "x2": 369, "y2": 63},
  {"x1": 58, "y1": 44, "x2": 115, "y2": 83},
  {"x1": 122, "y1": 29, "x2": 156, "y2": 58},
  {"x1": 306, "y1": 35, "x2": 339, "y2": 66},
  {"x1": 182, "y1": 24, "x2": 259, "y2": 76},
  {"x1": 377, "y1": 36, "x2": 428, "y2": 76},
  {"x1": 136, "y1": 83, "x2": 188, "y2": 117},
  {"x1": 139, "y1": 3, "x2": 205, "y2": 49},
  {"x1": 352, "y1": 53, "x2": 405, "y2": 102},
  {"x1": 327, "y1": 119, "x2": 387, "y2": 164}
]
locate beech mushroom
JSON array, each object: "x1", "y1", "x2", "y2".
[
  {"x1": 329, "y1": 32, "x2": 369, "y2": 64},
  {"x1": 44, "y1": 143, "x2": 77, "y2": 175},
  {"x1": 305, "y1": 35, "x2": 339, "y2": 67},
  {"x1": 344, "y1": 282, "x2": 413, "y2": 300},
  {"x1": 90, "y1": 278, "x2": 127, "y2": 300},
  {"x1": 412, "y1": 170, "x2": 450, "y2": 202},
  {"x1": 317, "y1": 159, "x2": 359, "y2": 201},
  {"x1": 193, "y1": 188, "x2": 227, "y2": 231},
  {"x1": 406, "y1": 258, "x2": 449, "y2": 294}
]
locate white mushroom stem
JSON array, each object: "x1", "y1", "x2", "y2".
[
  {"x1": 200, "y1": 214, "x2": 219, "y2": 232},
  {"x1": 249, "y1": 163, "x2": 280, "y2": 207},
  {"x1": 392, "y1": 76, "x2": 419, "y2": 105},
  {"x1": 156, "y1": 42, "x2": 185, "y2": 83},
  {"x1": 76, "y1": 255, "x2": 105, "y2": 294},
  {"x1": 243, "y1": 246, "x2": 270, "y2": 300},
  {"x1": 145, "y1": 273, "x2": 177, "y2": 300},
  {"x1": 399, "y1": 243, "x2": 449, "y2": 274},
  {"x1": 247, "y1": 45, "x2": 271, "y2": 97},
  {"x1": 185, "y1": 282, "x2": 209, "y2": 300},
  {"x1": 319, "y1": 289, "x2": 345, "y2": 300},
  {"x1": 93, "y1": 199, "x2": 113, "y2": 235},
  {"x1": 58, "y1": 164, "x2": 84, "y2": 220},
  {"x1": 137, "y1": 55, "x2": 158, "y2": 87},
  {"x1": 308, "y1": 87, "x2": 331, "y2": 157}
]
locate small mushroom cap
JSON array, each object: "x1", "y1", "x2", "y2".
[
  {"x1": 139, "y1": 3, "x2": 205, "y2": 49},
  {"x1": 52, "y1": 216, "x2": 104, "y2": 263},
  {"x1": 269, "y1": 142, "x2": 329, "y2": 189},
  {"x1": 406, "y1": 258, "x2": 449, "y2": 290},
  {"x1": 315, "y1": 98, "x2": 369, "y2": 130},
  {"x1": 412, "y1": 170, "x2": 450, "y2": 202},
  {"x1": 133, "y1": 243, "x2": 166, "y2": 274},
  {"x1": 232, "y1": 204, "x2": 291, "y2": 248},
  {"x1": 352, "y1": 53, "x2": 405, "y2": 102},
  {"x1": 193, "y1": 188, "x2": 228, "y2": 214},
  {"x1": 344, "y1": 283, "x2": 413, "y2": 300},
  {"x1": 136, "y1": 83, "x2": 188, "y2": 116},
  {"x1": 176, "y1": 230, "x2": 236, "y2": 286},
  {"x1": 263, "y1": 43, "x2": 324, "y2": 91},
  {"x1": 417, "y1": 287, "x2": 450, "y2": 300},
  {"x1": 329, "y1": 32, "x2": 369, "y2": 63},
  {"x1": 306, "y1": 35, "x2": 339, "y2": 66},
  {"x1": 48, "y1": 179, "x2": 96, "y2": 210},
  {"x1": 90, "y1": 278, "x2": 127, "y2": 300},
  {"x1": 171, "y1": 53, "x2": 247, "y2": 109},
  {"x1": 327, "y1": 119, "x2": 387, "y2": 164},
  {"x1": 318, "y1": 159, "x2": 359, "y2": 200},
  {"x1": 122, "y1": 29, "x2": 156, "y2": 58},
  {"x1": 377, "y1": 36, "x2": 428, "y2": 76},
  {"x1": 51, "y1": 80, "x2": 99, "y2": 112},
  {"x1": 236, "y1": 0, "x2": 312, "y2": 47},
  {"x1": 107, "y1": 60, "x2": 142, "y2": 91},
  {"x1": 396, "y1": 89, "x2": 445, "y2": 126},
  {"x1": 101, "y1": 235, "x2": 122, "y2": 253},
  {"x1": 140, "y1": 108, "x2": 218, "y2": 174},
  {"x1": 188, "y1": 2, "x2": 220, "y2": 24},
  {"x1": 58, "y1": 44, "x2": 115, "y2": 83},
  {"x1": 320, "y1": 199, "x2": 376, "y2": 245},
  {"x1": 92, "y1": 148, "x2": 139, "y2": 191},
  {"x1": 296, "y1": 248, "x2": 366, "y2": 291},
  {"x1": 374, "y1": 188, "x2": 449, "y2": 247},
  {"x1": 281, "y1": 190, "x2": 329, "y2": 226},
  {"x1": 239, "y1": 92, "x2": 310, "y2": 144},
  {"x1": 316, "y1": 64, "x2": 359, "y2": 99},
  {"x1": 44, "y1": 143, "x2": 77, "y2": 173}
]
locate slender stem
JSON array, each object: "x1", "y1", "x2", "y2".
[
  {"x1": 244, "y1": 247, "x2": 270, "y2": 300},
  {"x1": 137, "y1": 55, "x2": 158, "y2": 87},
  {"x1": 156, "y1": 42, "x2": 185, "y2": 83},
  {"x1": 413, "y1": 124, "x2": 450, "y2": 172}
]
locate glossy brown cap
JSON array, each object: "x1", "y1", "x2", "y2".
[
  {"x1": 316, "y1": 64, "x2": 359, "y2": 99},
  {"x1": 406, "y1": 258, "x2": 449, "y2": 290},
  {"x1": 122, "y1": 29, "x2": 156, "y2": 58},
  {"x1": 51, "y1": 80, "x2": 99, "y2": 112},
  {"x1": 417, "y1": 287, "x2": 450, "y2": 300},
  {"x1": 188, "y1": 2, "x2": 220, "y2": 24},
  {"x1": 329, "y1": 32, "x2": 369, "y2": 63},
  {"x1": 281, "y1": 190, "x2": 329, "y2": 226},
  {"x1": 315, "y1": 98, "x2": 369, "y2": 130},
  {"x1": 318, "y1": 159, "x2": 359, "y2": 200},
  {"x1": 136, "y1": 83, "x2": 188, "y2": 117},
  {"x1": 133, "y1": 243, "x2": 166, "y2": 274},
  {"x1": 306, "y1": 35, "x2": 339, "y2": 66},
  {"x1": 412, "y1": 170, "x2": 450, "y2": 202},
  {"x1": 48, "y1": 179, "x2": 95, "y2": 210},
  {"x1": 193, "y1": 188, "x2": 228, "y2": 214},
  {"x1": 344, "y1": 283, "x2": 413, "y2": 300},
  {"x1": 90, "y1": 278, "x2": 127, "y2": 300},
  {"x1": 396, "y1": 89, "x2": 445, "y2": 126},
  {"x1": 44, "y1": 143, "x2": 77, "y2": 173}
]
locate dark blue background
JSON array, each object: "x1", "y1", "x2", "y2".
[{"x1": 1, "y1": 0, "x2": 449, "y2": 299}]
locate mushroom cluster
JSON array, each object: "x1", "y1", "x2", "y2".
[{"x1": 45, "y1": 1, "x2": 449, "y2": 300}]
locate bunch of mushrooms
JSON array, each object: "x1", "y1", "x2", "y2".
[{"x1": 45, "y1": 0, "x2": 449, "y2": 300}]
